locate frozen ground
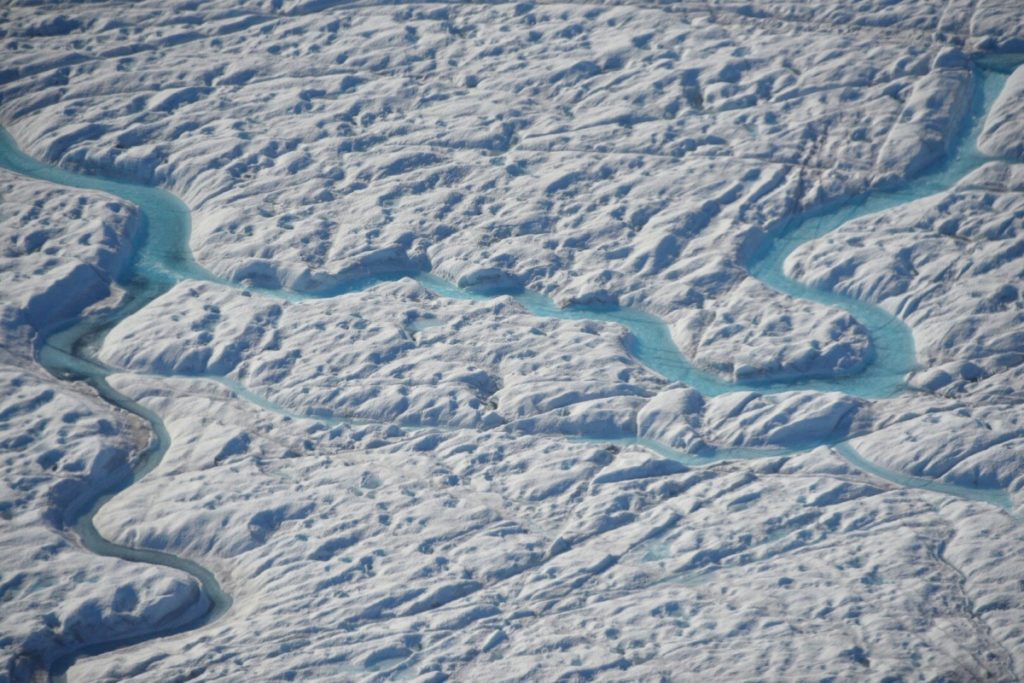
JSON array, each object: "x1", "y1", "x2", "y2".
[{"x1": 1, "y1": 1, "x2": 1023, "y2": 681}]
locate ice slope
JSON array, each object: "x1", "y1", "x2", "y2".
[
  {"x1": 0, "y1": 173, "x2": 205, "y2": 677},
  {"x1": 979, "y1": 64, "x2": 1024, "y2": 159},
  {"x1": 786, "y1": 157, "x2": 1024, "y2": 508},
  {"x1": 5, "y1": 1, "x2": 1018, "y2": 380},
  {"x1": 1, "y1": 0, "x2": 1023, "y2": 681},
  {"x1": 83, "y1": 374, "x2": 1024, "y2": 682}
]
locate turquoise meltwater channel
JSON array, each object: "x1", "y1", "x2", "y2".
[
  {"x1": 0, "y1": 133, "x2": 233, "y2": 680},
  {"x1": 0, "y1": 58, "x2": 1017, "y2": 680}
]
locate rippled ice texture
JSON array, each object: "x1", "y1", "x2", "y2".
[{"x1": 2, "y1": 1, "x2": 1024, "y2": 682}]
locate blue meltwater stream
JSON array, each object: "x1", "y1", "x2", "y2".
[{"x1": 0, "y1": 61, "x2": 1017, "y2": 680}]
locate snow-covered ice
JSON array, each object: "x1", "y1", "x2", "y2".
[{"x1": 1, "y1": 1, "x2": 1023, "y2": 681}]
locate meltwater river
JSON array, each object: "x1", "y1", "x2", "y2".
[{"x1": 0, "y1": 62, "x2": 1017, "y2": 680}]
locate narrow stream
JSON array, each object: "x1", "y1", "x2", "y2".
[
  {"x1": 0, "y1": 60, "x2": 1016, "y2": 679},
  {"x1": 0, "y1": 131, "x2": 232, "y2": 680}
]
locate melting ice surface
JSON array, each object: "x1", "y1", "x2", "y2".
[
  {"x1": 0, "y1": 130, "x2": 234, "y2": 679},
  {"x1": 0, "y1": 62, "x2": 1017, "y2": 679}
]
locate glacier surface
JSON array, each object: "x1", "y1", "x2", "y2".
[{"x1": 1, "y1": 1, "x2": 1023, "y2": 681}]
